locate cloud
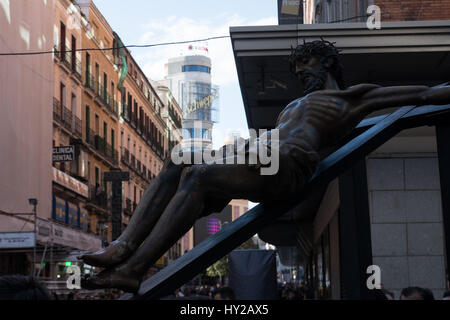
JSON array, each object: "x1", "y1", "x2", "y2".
[{"x1": 132, "y1": 14, "x2": 277, "y2": 87}]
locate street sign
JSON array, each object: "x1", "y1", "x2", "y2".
[
  {"x1": 104, "y1": 170, "x2": 130, "y2": 181},
  {"x1": 0, "y1": 232, "x2": 35, "y2": 248},
  {"x1": 53, "y1": 145, "x2": 74, "y2": 162}
]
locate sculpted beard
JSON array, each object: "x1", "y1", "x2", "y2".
[{"x1": 303, "y1": 68, "x2": 328, "y2": 94}]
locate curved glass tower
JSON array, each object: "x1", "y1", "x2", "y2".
[{"x1": 164, "y1": 54, "x2": 219, "y2": 151}]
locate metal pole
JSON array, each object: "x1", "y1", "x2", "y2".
[{"x1": 33, "y1": 204, "x2": 36, "y2": 278}]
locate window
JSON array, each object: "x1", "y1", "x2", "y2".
[
  {"x1": 95, "y1": 166, "x2": 100, "y2": 186},
  {"x1": 103, "y1": 73, "x2": 108, "y2": 98},
  {"x1": 103, "y1": 122, "x2": 107, "y2": 142},
  {"x1": 182, "y1": 65, "x2": 211, "y2": 74},
  {"x1": 71, "y1": 35, "x2": 76, "y2": 71},
  {"x1": 85, "y1": 105, "x2": 90, "y2": 138},
  {"x1": 71, "y1": 93, "x2": 76, "y2": 113},
  {"x1": 95, "y1": 114, "x2": 99, "y2": 134},
  {"x1": 60, "y1": 22, "x2": 66, "y2": 56},
  {"x1": 95, "y1": 63, "x2": 100, "y2": 92},
  {"x1": 85, "y1": 52, "x2": 91, "y2": 81},
  {"x1": 111, "y1": 128, "x2": 115, "y2": 154}
]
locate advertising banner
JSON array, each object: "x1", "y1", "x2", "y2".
[{"x1": 0, "y1": 232, "x2": 35, "y2": 249}]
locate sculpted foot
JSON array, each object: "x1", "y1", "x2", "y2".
[
  {"x1": 78, "y1": 240, "x2": 134, "y2": 268},
  {"x1": 81, "y1": 266, "x2": 141, "y2": 293}
]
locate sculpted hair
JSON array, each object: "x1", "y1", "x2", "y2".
[{"x1": 289, "y1": 39, "x2": 346, "y2": 90}]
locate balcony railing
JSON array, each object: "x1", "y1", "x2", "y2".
[
  {"x1": 142, "y1": 165, "x2": 147, "y2": 180},
  {"x1": 62, "y1": 49, "x2": 71, "y2": 68},
  {"x1": 130, "y1": 154, "x2": 136, "y2": 169},
  {"x1": 149, "y1": 168, "x2": 153, "y2": 181},
  {"x1": 85, "y1": 128, "x2": 96, "y2": 148},
  {"x1": 74, "y1": 117, "x2": 82, "y2": 138},
  {"x1": 93, "y1": 83, "x2": 118, "y2": 117},
  {"x1": 89, "y1": 184, "x2": 108, "y2": 209},
  {"x1": 121, "y1": 147, "x2": 130, "y2": 165},
  {"x1": 125, "y1": 198, "x2": 133, "y2": 216},
  {"x1": 136, "y1": 160, "x2": 141, "y2": 174},
  {"x1": 53, "y1": 97, "x2": 82, "y2": 137},
  {"x1": 62, "y1": 106, "x2": 73, "y2": 131},
  {"x1": 53, "y1": 97, "x2": 62, "y2": 123},
  {"x1": 84, "y1": 73, "x2": 96, "y2": 92},
  {"x1": 72, "y1": 56, "x2": 82, "y2": 79},
  {"x1": 83, "y1": 131, "x2": 118, "y2": 166},
  {"x1": 121, "y1": 102, "x2": 130, "y2": 121},
  {"x1": 169, "y1": 107, "x2": 182, "y2": 129}
]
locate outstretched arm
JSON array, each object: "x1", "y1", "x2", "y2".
[{"x1": 351, "y1": 83, "x2": 450, "y2": 116}]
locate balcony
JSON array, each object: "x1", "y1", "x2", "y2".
[
  {"x1": 142, "y1": 165, "x2": 147, "y2": 180},
  {"x1": 136, "y1": 160, "x2": 142, "y2": 174},
  {"x1": 121, "y1": 103, "x2": 130, "y2": 121},
  {"x1": 74, "y1": 117, "x2": 82, "y2": 138},
  {"x1": 53, "y1": 97, "x2": 62, "y2": 123},
  {"x1": 169, "y1": 107, "x2": 182, "y2": 129},
  {"x1": 88, "y1": 184, "x2": 108, "y2": 209},
  {"x1": 84, "y1": 73, "x2": 96, "y2": 93},
  {"x1": 130, "y1": 111, "x2": 137, "y2": 129},
  {"x1": 71, "y1": 56, "x2": 82, "y2": 80},
  {"x1": 62, "y1": 49, "x2": 71, "y2": 69},
  {"x1": 83, "y1": 131, "x2": 118, "y2": 166},
  {"x1": 148, "y1": 169, "x2": 152, "y2": 181},
  {"x1": 85, "y1": 128, "x2": 96, "y2": 149},
  {"x1": 62, "y1": 106, "x2": 73, "y2": 131},
  {"x1": 94, "y1": 134, "x2": 104, "y2": 152},
  {"x1": 130, "y1": 154, "x2": 136, "y2": 170},
  {"x1": 124, "y1": 198, "x2": 133, "y2": 216},
  {"x1": 121, "y1": 147, "x2": 130, "y2": 165},
  {"x1": 95, "y1": 84, "x2": 118, "y2": 117},
  {"x1": 53, "y1": 97, "x2": 82, "y2": 138}
]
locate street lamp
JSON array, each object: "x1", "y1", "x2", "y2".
[{"x1": 28, "y1": 198, "x2": 38, "y2": 277}]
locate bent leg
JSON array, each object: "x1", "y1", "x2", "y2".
[
  {"x1": 83, "y1": 162, "x2": 287, "y2": 291},
  {"x1": 79, "y1": 160, "x2": 186, "y2": 268}
]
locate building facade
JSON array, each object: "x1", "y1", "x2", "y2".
[
  {"x1": 0, "y1": 0, "x2": 55, "y2": 275},
  {"x1": 0, "y1": 0, "x2": 185, "y2": 293}
]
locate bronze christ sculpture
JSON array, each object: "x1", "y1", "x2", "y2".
[{"x1": 79, "y1": 40, "x2": 450, "y2": 292}]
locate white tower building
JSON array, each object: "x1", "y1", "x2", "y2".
[{"x1": 164, "y1": 51, "x2": 219, "y2": 151}]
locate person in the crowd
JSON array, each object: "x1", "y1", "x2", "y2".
[
  {"x1": 381, "y1": 288, "x2": 395, "y2": 300},
  {"x1": 0, "y1": 275, "x2": 51, "y2": 300},
  {"x1": 443, "y1": 291, "x2": 450, "y2": 300},
  {"x1": 400, "y1": 287, "x2": 435, "y2": 300},
  {"x1": 213, "y1": 286, "x2": 235, "y2": 300}
]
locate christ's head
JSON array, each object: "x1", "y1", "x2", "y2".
[{"x1": 289, "y1": 39, "x2": 345, "y2": 94}]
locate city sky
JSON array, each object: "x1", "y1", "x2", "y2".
[{"x1": 94, "y1": 0, "x2": 278, "y2": 148}]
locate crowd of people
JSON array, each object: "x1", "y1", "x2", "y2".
[
  {"x1": 171, "y1": 283, "x2": 235, "y2": 300},
  {"x1": 1, "y1": 274, "x2": 450, "y2": 300}
]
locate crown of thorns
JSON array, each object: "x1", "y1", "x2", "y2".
[
  {"x1": 289, "y1": 38, "x2": 342, "y2": 73},
  {"x1": 288, "y1": 38, "x2": 346, "y2": 89}
]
